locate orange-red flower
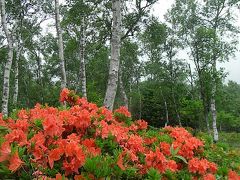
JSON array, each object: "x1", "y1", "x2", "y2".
[
  {"x1": 159, "y1": 142, "x2": 171, "y2": 156},
  {"x1": 48, "y1": 147, "x2": 64, "y2": 169},
  {"x1": 5, "y1": 129, "x2": 28, "y2": 146},
  {"x1": 228, "y1": 170, "x2": 240, "y2": 180},
  {"x1": 0, "y1": 141, "x2": 11, "y2": 162},
  {"x1": 134, "y1": 120, "x2": 148, "y2": 130},
  {"x1": 60, "y1": 88, "x2": 70, "y2": 102},
  {"x1": 188, "y1": 158, "x2": 217, "y2": 175},
  {"x1": 114, "y1": 106, "x2": 131, "y2": 118},
  {"x1": 8, "y1": 152, "x2": 23, "y2": 172},
  {"x1": 117, "y1": 152, "x2": 126, "y2": 170},
  {"x1": 0, "y1": 113, "x2": 6, "y2": 126},
  {"x1": 203, "y1": 173, "x2": 216, "y2": 180}
]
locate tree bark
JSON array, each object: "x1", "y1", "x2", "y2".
[
  {"x1": 13, "y1": 43, "x2": 22, "y2": 107},
  {"x1": 188, "y1": 63, "x2": 194, "y2": 99},
  {"x1": 1, "y1": 0, "x2": 14, "y2": 116},
  {"x1": 79, "y1": 17, "x2": 87, "y2": 99},
  {"x1": 211, "y1": 62, "x2": 219, "y2": 142},
  {"x1": 36, "y1": 53, "x2": 44, "y2": 103},
  {"x1": 160, "y1": 88, "x2": 169, "y2": 126},
  {"x1": 138, "y1": 82, "x2": 142, "y2": 120},
  {"x1": 55, "y1": 0, "x2": 67, "y2": 89},
  {"x1": 209, "y1": 2, "x2": 223, "y2": 143},
  {"x1": 129, "y1": 80, "x2": 132, "y2": 111},
  {"x1": 211, "y1": 94, "x2": 218, "y2": 142},
  {"x1": 104, "y1": 0, "x2": 121, "y2": 110},
  {"x1": 172, "y1": 92, "x2": 182, "y2": 126},
  {"x1": 119, "y1": 66, "x2": 128, "y2": 108}
]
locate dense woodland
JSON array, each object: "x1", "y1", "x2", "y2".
[{"x1": 1, "y1": 0, "x2": 240, "y2": 141}]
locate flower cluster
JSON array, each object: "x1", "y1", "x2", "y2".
[
  {"x1": 0, "y1": 88, "x2": 239, "y2": 179},
  {"x1": 188, "y1": 158, "x2": 217, "y2": 175}
]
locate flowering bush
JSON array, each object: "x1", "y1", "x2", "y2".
[{"x1": 0, "y1": 88, "x2": 239, "y2": 179}]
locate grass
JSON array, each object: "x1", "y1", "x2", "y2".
[{"x1": 219, "y1": 132, "x2": 240, "y2": 149}]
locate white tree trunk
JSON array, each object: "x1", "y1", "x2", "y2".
[
  {"x1": 13, "y1": 44, "x2": 21, "y2": 107},
  {"x1": 104, "y1": 0, "x2": 122, "y2": 110},
  {"x1": 1, "y1": 0, "x2": 14, "y2": 116},
  {"x1": 211, "y1": 63, "x2": 219, "y2": 142},
  {"x1": 211, "y1": 96, "x2": 218, "y2": 142},
  {"x1": 79, "y1": 17, "x2": 87, "y2": 99},
  {"x1": 129, "y1": 80, "x2": 132, "y2": 111},
  {"x1": 119, "y1": 66, "x2": 128, "y2": 108},
  {"x1": 55, "y1": 0, "x2": 67, "y2": 89}
]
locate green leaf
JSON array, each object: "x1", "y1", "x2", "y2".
[
  {"x1": 175, "y1": 155, "x2": 188, "y2": 164},
  {"x1": 0, "y1": 126, "x2": 8, "y2": 131},
  {"x1": 146, "y1": 168, "x2": 162, "y2": 180},
  {"x1": 18, "y1": 146, "x2": 27, "y2": 157},
  {"x1": 170, "y1": 144, "x2": 180, "y2": 156}
]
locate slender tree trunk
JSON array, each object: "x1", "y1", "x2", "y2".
[
  {"x1": 104, "y1": 0, "x2": 121, "y2": 110},
  {"x1": 119, "y1": 66, "x2": 128, "y2": 108},
  {"x1": 203, "y1": 101, "x2": 211, "y2": 133},
  {"x1": 211, "y1": 97, "x2": 218, "y2": 142},
  {"x1": 138, "y1": 82, "x2": 142, "y2": 119},
  {"x1": 55, "y1": 0, "x2": 67, "y2": 89},
  {"x1": 171, "y1": 91, "x2": 181, "y2": 126},
  {"x1": 13, "y1": 44, "x2": 22, "y2": 107},
  {"x1": 160, "y1": 88, "x2": 169, "y2": 126},
  {"x1": 36, "y1": 54, "x2": 44, "y2": 103},
  {"x1": 13, "y1": 59, "x2": 19, "y2": 107},
  {"x1": 188, "y1": 63, "x2": 194, "y2": 99},
  {"x1": 210, "y1": 7, "x2": 221, "y2": 142},
  {"x1": 199, "y1": 69, "x2": 211, "y2": 133},
  {"x1": 211, "y1": 63, "x2": 219, "y2": 142},
  {"x1": 129, "y1": 80, "x2": 132, "y2": 111},
  {"x1": 1, "y1": 0, "x2": 14, "y2": 116},
  {"x1": 79, "y1": 17, "x2": 87, "y2": 99}
]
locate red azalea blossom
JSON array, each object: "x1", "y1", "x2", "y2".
[
  {"x1": 0, "y1": 141, "x2": 11, "y2": 162},
  {"x1": 188, "y1": 158, "x2": 217, "y2": 175},
  {"x1": 0, "y1": 113, "x2": 6, "y2": 126},
  {"x1": 5, "y1": 129, "x2": 28, "y2": 146},
  {"x1": 60, "y1": 88, "x2": 70, "y2": 102},
  {"x1": 166, "y1": 160, "x2": 178, "y2": 172},
  {"x1": 114, "y1": 106, "x2": 131, "y2": 118},
  {"x1": 203, "y1": 173, "x2": 216, "y2": 180},
  {"x1": 135, "y1": 120, "x2": 148, "y2": 130},
  {"x1": 42, "y1": 115, "x2": 65, "y2": 137},
  {"x1": 8, "y1": 152, "x2": 23, "y2": 172},
  {"x1": 159, "y1": 142, "x2": 171, "y2": 156},
  {"x1": 117, "y1": 152, "x2": 126, "y2": 170},
  {"x1": 144, "y1": 137, "x2": 157, "y2": 145},
  {"x1": 48, "y1": 147, "x2": 64, "y2": 169},
  {"x1": 145, "y1": 148, "x2": 167, "y2": 173},
  {"x1": 56, "y1": 173, "x2": 62, "y2": 180},
  {"x1": 228, "y1": 170, "x2": 240, "y2": 180},
  {"x1": 74, "y1": 175, "x2": 85, "y2": 180}
]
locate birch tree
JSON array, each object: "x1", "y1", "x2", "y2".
[
  {"x1": 168, "y1": 0, "x2": 239, "y2": 140},
  {"x1": 55, "y1": 0, "x2": 67, "y2": 89},
  {"x1": 13, "y1": 42, "x2": 23, "y2": 107},
  {"x1": 119, "y1": 65, "x2": 128, "y2": 108},
  {"x1": 0, "y1": 0, "x2": 14, "y2": 116},
  {"x1": 79, "y1": 17, "x2": 87, "y2": 99},
  {"x1": 103, "y1": 0, "x2": 122, "y2": 110},
  {"x1": 202, "y1": 0, "x2": 239, "y2": 142}
]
